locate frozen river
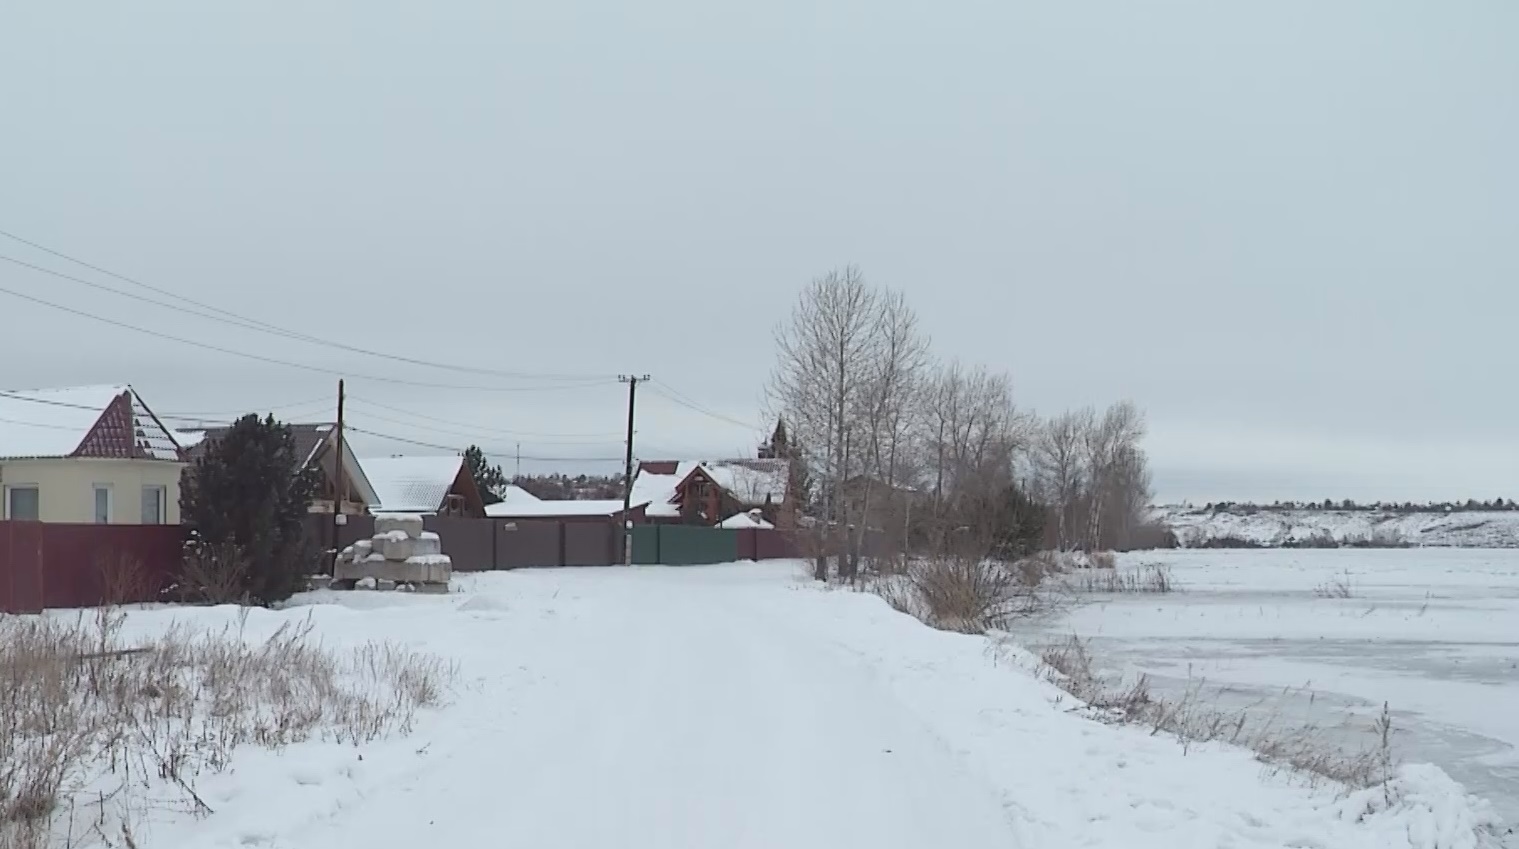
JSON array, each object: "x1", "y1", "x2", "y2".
[{"x1": 1006, "y1": 549, "x2": 1519, "y2": 842}]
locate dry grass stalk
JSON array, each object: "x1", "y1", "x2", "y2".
[
  {"x1": 1036, "y1": 634, "x2": 1397, "y2": 790},
  {"x1": 1069, "y1": 563, "x2": 1178, "y2": 594},
  {"x1": 95, "y1": 554, "x2": 153, "y2": 609},
  {"x1": 1313, "y1": 570, "x2": 1355, "y2": 599},
  {"x1": 0, "y1": 609, "x2": 454, "y2": 848}
]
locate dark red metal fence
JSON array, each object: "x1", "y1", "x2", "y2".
[
  {"x1": 3, "y1": 518, "x2": 821, "y2": 613},
  {"x1": 0, "y1": 521, "x2": 186, "y2": 614}
]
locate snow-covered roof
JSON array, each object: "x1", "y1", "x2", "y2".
[
  {"x1": 718, "y1": 511, "x2": 774, "y2": 530},
  {"x1": 705, "y1": 459, "x2": 789, "y2": 506},
  {"x1": 175, "y1": 429, "x2": 208, "y2": 449},
  {"x1": 362, "y1": 455, "x2": 465, "y2": 514},
  {"x1": 486, "y1": 498, "x2": 635, "y2": 518},
  {"x1": 0, "y1": 384, "x2": 182, "y2": 461},
  {"x1": 630, "y1": 459, "x2": 790, "y2": 518},
  {"x1": 499, "y1": 484, "x2": 541, "y2": 505},
  {"x1": 629, "y1": 461, "x2": 701, "y2": 517}
]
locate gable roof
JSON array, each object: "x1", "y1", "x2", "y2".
[
  {"x1": 0, "y1": 385, "x2": 183, "y2": 461},
  {"x1": 629, "y1": 460, "x2": 700, "y2": 517},
  {"x1": 630, "y1": 458, "x2": 791, "y2": 518},
  {"x1": 705, "y1": 458, "x2": 789, "y2": 506},
  {"x1": 499, "y1": 484, "x2": 542, "y2": 505},
  {"x1": 185, "y1": 421, "x2": 331, "y2": 467},
  {"x1": 718, "y1": 510, "x2": 774, "y2": 530},
  {"x1": 362, "y1": 454, "x2": 467, "y2": 514},
  {"x1": 182, "y1": 422, "x2": 380, "y2": 507}
]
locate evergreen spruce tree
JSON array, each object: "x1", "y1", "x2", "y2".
[
  {"x1": 989, "y1": 486, "x2": 1047, "y2": 560},
  {"x1": 179, "y1": 414, "x2": 319, "y2": 605},
  {"x1": 463, "y1": 445, "x2": 508, "y2": 505}
]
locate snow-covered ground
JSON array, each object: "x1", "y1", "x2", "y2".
[
  {"x1": 1156, "y1": 507, "x2": 1519, "y2": 548},
  {"x1": 1010, "y1": 548, "x2": 1519, "y2": 845},
  {"x1": 28, "y1": 561, "x2": 1505, "y2": 848}
]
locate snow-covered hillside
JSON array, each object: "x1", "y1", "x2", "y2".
[{"x1": 1156, "y1": 507, "x2": 1519, "y2": 548}]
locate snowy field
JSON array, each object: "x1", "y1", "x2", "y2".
[
  {"x1": 1156, "y1": 506, "x2": 1519, "y2": 548},
  {"x1": 1010, "y1": 548, "x2": 1519, "y2": 845},
  {"x1": 18, "y1": 561, "x2": 1505, "y2": 848}
]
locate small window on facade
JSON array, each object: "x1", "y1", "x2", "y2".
[
  {"x1": 94, "y1": 485, "x2": 112, "y2": 524},
  {"x1": 142, "y1": 485, "x2": 166, "y2": 524},
  {"x1": 5, "y1": 486, "x2": 40, "y2": 521}
]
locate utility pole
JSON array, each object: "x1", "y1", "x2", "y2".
[
  {"x1": 515, "y1": 442, "x2": 521, "y2": 479},
  {"x1": 331, "y1": 379, "x2": 346, "y2": 568},
  {"x1": 619, "y1": 374, "x2": 650, "y2": 566}
]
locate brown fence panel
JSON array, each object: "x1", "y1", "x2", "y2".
[
  {"x1": 754, "y1": 529, "x2": 804, "y2": 560},
  {"x1": 421, "y1": 516, "x2": 494, "y2": 571},
  {"x1": 735, "y1": 528, "x2": 757, "y2": 561},
  {"x1": 338, "y1": 514, "x2": 377, "y2": 549},
  {"x1": 302, "y1": 514, "x2": 376, "y2": 557},
  {"x1": 563, "y1": 522, "x2": 618, "y2": 567},
  {"x1": 1, "y1": 522, "x2": 44, "y2": 613},
  {"x1": 1, "y1": 522, "x2": 183, "y2": 613},
  {"x1": 41, "y1": 524, "x2": 183, "y2": 609},
  {"x1": 496, "y1": 520, "x2": 563, "y2": 568}
]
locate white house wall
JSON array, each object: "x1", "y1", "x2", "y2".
[{"x1": 0, "y1": 458, "x2": 185, "y2": 524}]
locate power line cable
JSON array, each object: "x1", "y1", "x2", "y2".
[
  {"x1": 157, "y1": 395, "x2": 334, "y2": 418},
  {"x1": 341, "y1": 404, "x2": 626, "y2": 447},
  {"x1": 345, "y1": 396, "x2": 625, "y2": 441},
  {"x1": 344, "y1": 424, "x2": 625, "y2": 462},
  {"x1": 646, "y1": 381, "x2": 764, "y2": 432},
  {"x1": 0, "y1": 231, "x2": 610, "y2": 383},
  {"x1": 0, "y1": 283, "x2": 616, "y2": 393},
  {"x1": 0, "y1": 414, "x2": 82, "y2": 432}
]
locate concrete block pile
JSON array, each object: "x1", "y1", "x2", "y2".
[{"x1": 334, "y1": 514, "x2": 452, "y2": 589}]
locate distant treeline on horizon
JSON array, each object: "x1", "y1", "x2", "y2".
[{"x1": 1175, "y1": 499, "x2": 1519, "y2": 513}]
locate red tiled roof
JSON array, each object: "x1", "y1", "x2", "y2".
[{"x1": 0, "y1": 385, "x2": 183, "y2": 461}]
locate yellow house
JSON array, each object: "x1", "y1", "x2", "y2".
[{"x1": 0, "y1": 385, "x2": 186, "y2": 524}]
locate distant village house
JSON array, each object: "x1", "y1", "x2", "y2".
[{"x1": 0, "y1": 385, "x2": 185, "y2": 524}]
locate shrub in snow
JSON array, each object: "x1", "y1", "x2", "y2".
[{"x1": 879, "y1": 553, "x2": 1060, "y2": 633}]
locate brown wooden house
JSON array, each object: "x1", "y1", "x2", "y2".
[
  {"x1": 360, "y1": 455, "x2": 486, "y2": 518},
  {"x1": 629, "y1": 458, "x2": 795, "y2": 527},
  {"x1": 182, "y1": 422, "x2": 377, "y2": 516}
]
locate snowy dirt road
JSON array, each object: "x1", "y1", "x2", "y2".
[
  {"x1": 95, "y1": 562, "x2": 1497, "y2": 849},
  {"x1": 286, "y1": 569, "x2": 1019, "y2": 848}
]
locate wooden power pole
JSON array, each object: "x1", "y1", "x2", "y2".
[
  {"x1": 331, "y1": 379, "x2": 346, "y2": 565},
  {"x1": 619, "y1": 374, "x2": 649, "y2": 566}
]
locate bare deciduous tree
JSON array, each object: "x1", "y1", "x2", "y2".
[
  {"x1": 1033, "y1": 409, "x2": 1091, "y2": 550},
  {"x1": 1081, "y1": 401, "x2": 1146, "y2": 550},
  {"x1": 847, "y1": 288, "x2": 931, "y2": 577},
  {"x1": 1030, "y1": 402, "x2": 1151, "y2": 551},
  {"x1": 768, "y1": 265, "x2": 880, "y2": 580},
  {"x1": 771, "y1": 267, "x2": 1155, "y2": 569}
]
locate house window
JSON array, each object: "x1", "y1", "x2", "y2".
[
  {"x1": 4, "y1": 485, "x2": 40, "y2": 521},
  {"x1": 142, "y1": 485, "x2": 166, "y2": 525},
  {"x1": 93, "y1": 485, "x2": 113, "y2": 524}
]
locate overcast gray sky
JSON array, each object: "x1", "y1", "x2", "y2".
[{"x1": 2, "y1": 2, "x2": 1515, "y2": 503}]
